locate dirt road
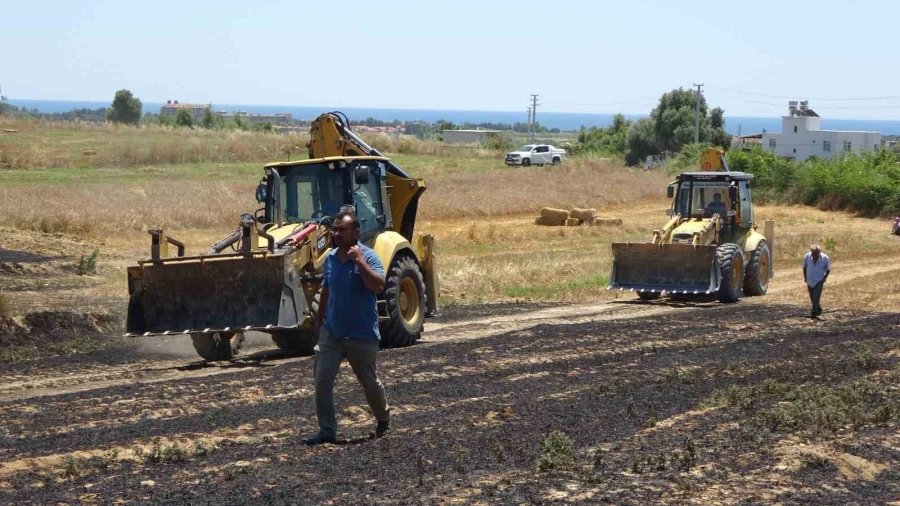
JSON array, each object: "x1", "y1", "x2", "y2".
[{"x1": 1, "y1": 262, "x2": 898, "y2": 504}]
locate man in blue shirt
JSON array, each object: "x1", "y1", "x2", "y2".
[
  {"x1": 802, "y1": 244, "x2": 831, "y2": 318},
  {"x1": 305, "y1": 211, "x2": 389, "y2": 445}
]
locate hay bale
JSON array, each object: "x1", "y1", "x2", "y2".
[
  {"x1": 538, "y1": 207, "x2": 569, "y2": 226},
  {"x1": 565, "y1": 217, "x2": 582, "y2": 227},
  {"x1": 540, "y1": 207, "x2": 569, "y2": 221},
  {"x1": 569, "y1": 208, "x2": 597, "y2": 222},
  {"x1": 534, "y1": 216, "x2": 557, "y2": 226},
  {"x1": 593, "y1": 218, "x2": 623, "y2": 226}
]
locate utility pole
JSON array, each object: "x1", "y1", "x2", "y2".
[
  {"x1": 693, "y1": 83, "x2": 704, "y2": 143},
  {"x1": 530, "y1": 94, "x2": 540, "y2": 143},
  {"x1": 526, "y1": 106, "x2": 532, "y2": 142}
]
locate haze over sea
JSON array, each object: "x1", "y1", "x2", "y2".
[{"x1": 10, "y1": 99, "x2": 900, "y2": 136}]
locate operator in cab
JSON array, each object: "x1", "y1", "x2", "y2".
[{"x1": 705, "y1": 192, "x2": 727, "y2": 218}]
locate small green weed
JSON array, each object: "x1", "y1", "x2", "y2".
[
  {"x1": 75, "y1": 249, "x2": 100, "y2": 276},
  {"x1": 536, "y1": 430, "x2": 576, "y2": 472}
]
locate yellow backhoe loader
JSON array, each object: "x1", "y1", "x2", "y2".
[
  {"x1": 609, "y1": 148, "x2": 774, "y2": 302},
  {"x1": 126, "y1": 112, "x2": 438, "y2": 360}
]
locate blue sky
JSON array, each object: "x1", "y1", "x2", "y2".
[{"x1": 3, "y1": 0, "x2": 899, "y2": 119}]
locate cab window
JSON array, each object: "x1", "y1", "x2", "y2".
[{"x1": 351, "y1": 163, "x2": 384, "y2": 241}]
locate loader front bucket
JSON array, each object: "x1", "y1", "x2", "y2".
[
  {"x1": 609, "y1": 243, "x2": 720, "y2": 295},
  {"x1": 126, "y1": 253, "x2": 306, "y2": 336}
]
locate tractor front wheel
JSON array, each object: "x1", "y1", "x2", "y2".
[
  {"x1": 743, "y1": 241, "x2": 771, "y2": 296},
  {"x1": 271, "y1": 330, "x2": 316, "y2": 355},
  {"x1": 270, "y1": 290, "x2": 320, "y2": 355},
  {"x1": 191, "y1": 331, "x2": 244, "y2": 361},
  {"x1": 381, "y1": 255, "x2": 426, "y2": 348},
  {"x1": 716, "y1": 243, "x2": 743, "y2": 303}
]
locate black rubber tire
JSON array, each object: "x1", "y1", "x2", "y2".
[
  {"x1": 716, "y1": 243, "x2": 743, "y2": 303},
  {"x1": 191, "y1": 331, "x2": 244, "y2": 361},
  {"x1": 522, "y1": 158, "x2": 531, "y2": 167},
  {"x1": 380, "y1": 255, "x2": 426, "y2": 348},
  {"x1": 552, "y1": 157, "x2": 561, "y2": 166},
  {"x1": 270, "y1": 291, "x2": 319, "y2": 355},
  {"x1": 743, "y1": 241, "x2": 770, "y2": 296},
  {"x1": 271, "y1": 330, "x2": 316, "y2": 355},
  {"x1": 637, "y1": 292, "x2": 660, "y2": 300}
]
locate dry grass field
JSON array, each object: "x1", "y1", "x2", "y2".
[{"x1": 1, "y1": 120, "x2": 898, "y2": 504}]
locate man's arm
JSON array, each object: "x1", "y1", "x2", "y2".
[{"x1": 348, "y1": 246, "x2": 385, "y2": 293}]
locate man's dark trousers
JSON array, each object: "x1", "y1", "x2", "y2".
[
  {"x1": 314, "y1": 327, "x2": 389, "y2": 437},
  {"x1": 807, "y1": 280, "x2": 825, "y2": 316}
]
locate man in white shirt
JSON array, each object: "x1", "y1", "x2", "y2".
[{"x1": 802, "y1": 244, "x2": 831, "y2": 318}]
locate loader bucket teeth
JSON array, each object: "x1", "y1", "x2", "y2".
[
  {"x1": 126, "y1": 255, "x2": 290, "y2": 335},
  {"x1": 609, "y1": 243, "x2": 720, "y2": 294}
]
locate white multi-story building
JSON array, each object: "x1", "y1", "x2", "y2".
[{"x1": 761, "y1": 101, "x2": 880, "y2": 160}]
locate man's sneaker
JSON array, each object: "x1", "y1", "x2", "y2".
[
  {"x1": 374, "y1": 420, "x2": 391, "y2": 438},
  {"x1": 305, "y1": 432, "x2": 337, "y2": 445}
]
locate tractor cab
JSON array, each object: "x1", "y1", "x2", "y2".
[
  {"x1": 257, "y1": 156, "x2": 391, "y2": 244},
  {"x1": 668, "y1": 172, "x2": 755, "y2": 243}
]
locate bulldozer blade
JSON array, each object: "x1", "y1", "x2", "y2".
[
  {"x1": 609, "y1": 243, "x2": 720, "y2": 294},
  {"x1": 126, "y1": 254, "x2": 304, "y2": 336}
]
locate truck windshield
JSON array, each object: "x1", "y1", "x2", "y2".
[
  {"x1": 518, "y1": 145, "x2": 535, "y2": 151},
  {"x1": 676, "y1": 181, "x2": 731, "y2": 219},
  {"x1": 276, "y1": 164, "x2": 344, "y2": 222}
]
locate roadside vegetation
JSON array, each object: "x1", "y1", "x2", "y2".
[{"x1": 670, "y1": 142, "x2": 900, "y2": 216}]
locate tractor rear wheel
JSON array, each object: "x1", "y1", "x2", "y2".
[
  {"x1": 381, "y1": 255, "x2": 426, "y2": 348},
  {"x1": 743, "y1": 241, "x2": 770, "y2": 296},
  {"x1": 271, "y1": 330, "x2": 316, "y2": 355},
  {"x1": 270, "y1": 290, "x2": 320, "y2": 355},
  {"x1": 191, "y1": 331, "x2": 244, "y2": 361},
  {"x1": 716, "y1": 243, "x2": 743, "y2": 303}
]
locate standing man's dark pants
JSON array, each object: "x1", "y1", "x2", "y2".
[
  {"x1": 807, "y1": 280, "x2": 825, "y2": 316},
  {"x1": 314, "y1": 327, "x2": 389, "y2": 438}
]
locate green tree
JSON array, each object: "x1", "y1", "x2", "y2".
[
  {"x1": 175, "y1": 109, "x2": 193, "y2": 128},
  {"x1": 651, "y1": 88, "x2": 704, "y2": 153},
  {"x1": 0, "y1": 85, "x2": 7, "y2": 116},
  {"x1": 202, "y1": 107, "x2": 215, "y2": 128},
  {"x1": 253, "y1": 120, "x2": 273, "y2": 133},
  {"x1": 106, "y1": 89, "x2": 142, "y2": 124},
  {"x1": 625, "y1": 118, "x2": 658, "y2": 166}
]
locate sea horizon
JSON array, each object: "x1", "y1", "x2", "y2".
[{"x1": 8, "y1": 98, "x2": 900, "y2": 136}]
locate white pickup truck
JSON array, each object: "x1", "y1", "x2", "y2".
[{"x1": 505, "y1": 144, "x2": 566, "y2": 167}]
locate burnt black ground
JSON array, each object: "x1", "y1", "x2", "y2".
[{"x1": 0, "y1": 303, "x2": 898, "y2": 504}]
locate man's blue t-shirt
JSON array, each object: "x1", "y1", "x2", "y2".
[{"x1": 322, "y1": 242, "x2": 384, "y2": 341}]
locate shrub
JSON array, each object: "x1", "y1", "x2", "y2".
[
  {"x1": 76, "y1": 249, "x2": 100, "y2": 276},
  {"x1": 725, "y1": 148, "x2": 900, "y2": 215},
  {"x1": 536, "y1": 430, "x2": 576, "y2": 472}
]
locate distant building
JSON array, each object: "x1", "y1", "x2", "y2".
[
  {"x1": 732, "y1": 133, "x2": 763, "y2": 151},
  {"x1": 160, "y1": 100, "x2": 210, "y2": 122},
  {"x1": 761, "y1": 101, "x2": 881, "y2": 160},
  {"x1": 353, "y1": 125, "x2": 404, "y2": 135},
  {"x1": 216, "y1": 111, "x2": 294, "y2": 125},
  {"x1": 442, "y1": 129, "x2": 503, "y2": 145}
]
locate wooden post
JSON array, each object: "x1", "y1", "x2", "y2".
[{"x1": 764, "y1": 220, "x2": 775, "y2": 277}]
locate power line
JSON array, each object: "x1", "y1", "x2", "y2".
[
  {"x1": 713, "y1": 91, "x2": 900, "y2": 110},
  {"x1": 707, "y1": 85, "x2": 900, "y2": 102},
  {"x1": 542, "y1": 96, "x2": 659, "y2": 108}
]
